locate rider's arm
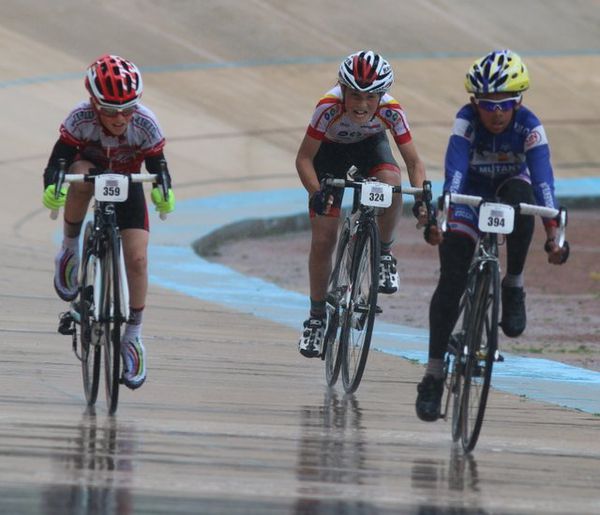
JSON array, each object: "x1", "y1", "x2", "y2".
[
  {"x1": 443, "y1": 116, "x2": 472, "y2": 194},
  {"x1": 145, "y1": 152, "x2": 172, "y2": 188},
  {"x1": 295, "y1": 133, "x2": 322, "y2": 196},
  {"x1": 523, "y1": 122, "x2": 569, "y2": 264},
  {"x1": 397, "y1": 140, "x2": 426, "y2": 188},
  {"x1": 524, "y1": 124, "x2": 558, "y2": 230},
  {"x1": 43, "y1": 139, "x2": 78, "y2": 188}
]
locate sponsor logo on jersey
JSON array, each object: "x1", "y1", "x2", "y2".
[
  {"x1": 525, "y1": 129, "x2": 542, "y2": 148},
  {"x1": 72, "y1": 110, "x2": 95, "y2": 123},
  {"x1": 134, "y1": 117, "x2": 158, "y2": 139}
]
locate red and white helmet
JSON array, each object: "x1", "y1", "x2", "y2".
[
  {"x1": 338, "y1": 51, "x2": 394, "y2": 94},
  {"x1": 85, "y1": 54, "x2": 143, "y2": 109}
]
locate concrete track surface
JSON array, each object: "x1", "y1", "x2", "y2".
[{"x1": 1, "y1": 2, "x2": 599, "y2": 513}]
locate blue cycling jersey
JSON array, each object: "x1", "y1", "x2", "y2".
[{"x1": 444, "y1": 104, "x2": 557, "y2": 209}]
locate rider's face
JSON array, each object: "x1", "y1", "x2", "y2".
[
  {"x1": 343, "y1": 88, "x2": 381, "y2": 124},
  {"x1": 472, "y1": 92, "x2": 521, "y2": 134},
  {"x1": 92, "y1": 99, "x2": 135, "y2": 136}
]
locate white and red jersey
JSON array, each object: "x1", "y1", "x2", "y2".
[
  {"x1": 306, "y1": 85, "x2": 413, "y2": 145},
  {"x1": 58, "y1": 101, "x2": 166, "y2": 172}
]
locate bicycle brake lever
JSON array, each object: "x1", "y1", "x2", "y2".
[
  {"x1": 159, "y1": 160, "x2": 169, "y2": 200},
  {"x1": 54, "y1": 158, "x2": 67, "y2": 199}
]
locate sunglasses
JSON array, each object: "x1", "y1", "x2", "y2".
[
  {"x1": 474, "y1": 96, "x2": 521, "y2": 112},
  {"x1": 96, "y1": 104, "x2": 138, "y2": 117}
]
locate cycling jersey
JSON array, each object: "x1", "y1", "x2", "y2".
[
  {"x1": 306, "y1": 85, "x2": 412, "y2": 145},
  {"x1": 444, "y1": 104, "x2": 557, "y2": 210},
  {"x1": 58, "y1": 101, "x2": 165, "y2": 172}
]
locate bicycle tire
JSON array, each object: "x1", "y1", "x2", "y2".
[
  {"x1": 324, "y1": 221, "x2": 352, "y2": 386},
  {"x1": 445, "y1": 336, "x2": 464, "y2": 443},
  {"x1": 80, "y1": 221, "x2": 101, "y2": 405},
  {"x1": 446, "y1": 266, "x2": 479, "y2": 442},
  {"x1": 341, "y1": 219, "x2": 380, "y2": 393},
  {"x1": 461, "y1": 260, "x2": 499, "y2": 452},
  {"x1": 101, "y1": 230, "x2": 123, "y2": 415}
]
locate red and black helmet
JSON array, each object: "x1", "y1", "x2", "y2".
[
  {"x1": 338, "y1": 51, "x2": 394, "y2": 93},
  {"x1": 85, "y1": 54, "x2": 143, "y2": 108}
]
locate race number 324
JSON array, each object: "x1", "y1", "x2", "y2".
[{"x1": 360, "y1": 182, "x2": 393, "y2": 208}]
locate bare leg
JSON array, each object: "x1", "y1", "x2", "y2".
[
  {"x1": 308, "y1": 216, "x2": 339, "y2": 302},
  {"x1": 373, "y1": 168, "x2": 402, "y2": 244},
  {"x1": 121, "y1": 228, "x2": 149, "y2": 310},
  {"x1": 63, "y1": 160, "x2": 94, "y2": 235}
]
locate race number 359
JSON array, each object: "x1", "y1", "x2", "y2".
[
  {"x1": 95, "y1": 174, "x2": 129, "y2": 203},
  {"x1": 478, "y1": 202, "x2": 515, "y2": 234}
]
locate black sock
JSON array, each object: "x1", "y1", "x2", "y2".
[
  {"x1": 310, "y1": 298, "x2": 326, "y2": 319},
  {"x1": 381, "y1": 240, "x2": 394, "y2": 254}
]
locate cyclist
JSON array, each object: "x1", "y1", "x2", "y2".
[
  {"x1": 416, "y1": 49, "x2": 570, "y2": 421},
  {"x1": 296, "y1": 50, "x2": 429, "y2": 358},
  {"x1": 42, "y1": 54, "x2": 175, "y2": 390}
]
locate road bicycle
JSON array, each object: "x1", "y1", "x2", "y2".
[
  {"x1": 321, "y1": 168, "x2": 434, "y2": 393},
  {"x1": 55, "y1": 159, "x2": 169, "y2": 414},
  {"x1": 437, "y1": 191, "x2": 567, "y2": 452}
]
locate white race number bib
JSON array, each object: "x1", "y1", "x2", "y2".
[
  {"x1": 360, "y1": 182, "x2": 393, "y2": 208},
  {"x1": 94, "y1": 174, "x2": 129, "y2": 203},
  {"x1": 478, "y1": 202, "x2": 515, "y2": 234}
]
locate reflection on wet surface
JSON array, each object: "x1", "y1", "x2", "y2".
[
  {"x1": 294, "y1": 390, "x2": 376, "y2": 514},
  {"x1": 290, "y1": 390, "x2": 493, "y2": 515},
  {"x1": 411, "y1": 446, "x2": 480, "y2": 493},
  {"x1": 296, "y1": 390, "x2": 365, "y2": 486},
  {"x1": 43, "y1": 409, "x2": 136, "y2": 515}
]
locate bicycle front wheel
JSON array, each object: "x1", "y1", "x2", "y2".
[
  {"x1": 100, "y1": 231, "x2": 124, "y2": 415},
  {"x1": 461, "y1": 261, "x2": 499, "y2": 452},
  {"x1": 443, "y1": 335, "x2": 464, "y2": 443},
  {"x1": 80, "y1": 221, "x2": 101, "y2": 406},
  {"x1": 324, "y1": 221, "x2": 352, "y2": 386},
  {"x1": 341, "y1": 219, "x2": 380, "y2": 393}
]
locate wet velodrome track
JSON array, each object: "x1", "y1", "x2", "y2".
[{"x1": 1, "y1": 1, "x2": 600, "y2": 513}]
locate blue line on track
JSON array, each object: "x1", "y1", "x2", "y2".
[
  {"x1": 3, "y1": 48, "x2": 600, "y2": 89},
  {"x1": 148, "y1": 178, "x2": 600, "y2": 414}
]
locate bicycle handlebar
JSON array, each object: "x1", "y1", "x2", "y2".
[
  {"x1": 323, "y1": 176, "x2": 423, "y2": 196},
  {"x1": 438, "y1": 191, "x2": 567, "y2": 247},
  {"x1": 322, "y1": 173, "x2": 435, "y2": 228},
  {"x1": 50, "y1": 160, "x2": 169, "y2": 220}
]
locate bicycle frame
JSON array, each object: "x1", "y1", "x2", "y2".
[{"x1": 88, "y1": 202, "x2": 129, "y2": 324}]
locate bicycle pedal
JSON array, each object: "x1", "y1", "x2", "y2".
[{"x1": 375, "y1": 305, "x2": 383, "y2": 314}]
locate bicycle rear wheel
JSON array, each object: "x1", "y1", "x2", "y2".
[
  {"x1": 80, "y1": 221, "x2": 101, "y2": 406},
  {"x1": 461, "y1": 261, "x2": 499, "y2": 452},
  {"x1": 324, "y1": 221, "x2": 352, "y2": 386},
  {"x1": 101, "y1": 231, "x2": 124, "y2": 415},
  {"x1": 341, "y1": 219, "x2": 380, "y2": 393}
]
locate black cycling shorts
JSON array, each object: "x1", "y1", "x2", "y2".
[
  {"x1": 311, "y1": 132, "x2": 400, "y2": 217},
  {"x1": 115, "y1": 182, "x2": 149, "y2": 232}
]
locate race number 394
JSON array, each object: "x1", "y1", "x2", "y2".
[
  {"x1": 95, "y1": 174, "x2": 129, "y2": 202},
  {"x1": 478, "y1": 202, "x2": 515, "y2": 234}
]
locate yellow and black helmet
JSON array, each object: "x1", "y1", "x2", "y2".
[{"x1": 465, "y1": 49, "x2": 529, "y2": 94}]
